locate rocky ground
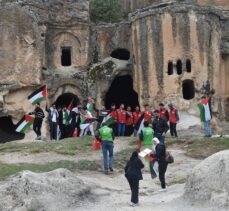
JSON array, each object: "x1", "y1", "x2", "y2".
[{"x1": 0, "y1": 138, "x2": 228, "y2": 211}]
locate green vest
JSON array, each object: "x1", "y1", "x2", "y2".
[
  {"x1": 142, "y1": 127, "x2": 154, "y2": 146},
  {"x1": 99, "y1": 126, "x2": 113, "y2": 141}
]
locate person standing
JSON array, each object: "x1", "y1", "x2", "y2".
[
  {"x1": 57, "y1": 107, "x2": 63, "y2": 140},
  {"x1": 143, "y1": 104, "x2": 153, "y2": 124},
  {"x1": 133, "y1": 106, "x2": 142, "y2": 136},
  {"x1": 117, "y1": 104, "x2": 127, "y2": 136},
  {"x1": 110, "y1": 104, "x2": 118, "y2": 136},
  {"x1": 152, "y1": 110, "x2": 169, "y2": 144},
  {"x1": 69, "y1": 104, "x2": 81, "y2": 137},
  {"x1": 125, "y1": 106, "x2": 133, "y2": 136},
  {"x1": 96, "y1": 123, "x2": 115, "y2": 175},
  {"x1": 29, "y1": 103, "x2": 45, "y2": 140},
  {"x1": 46, "y1": 103, "x2": 59, "y2": 140},
  {"x1": 168, "y1": 103, "x2": 179, "y2": 137},
  {"x1": 197, "y1": 96, "x2": 212, "y2": 137},
  {"x1": 153, "y1": 138, "x2": 168, "y2": 191},
  {"x1": 62, "y1": 107, "x2": 70, "y2": 138},
  {"x1": 124, "y1": 151, "x2": 144, "y2": 207},
  {"x1": 159, "y1": 103, "x2": 169, "y2": 122}
]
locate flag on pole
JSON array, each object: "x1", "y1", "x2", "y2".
[
  {"x1": 80, "y1": 117, "x2": 97, "y2": 136},
  {"x1": 197, "y1": 97, "x2": 212, "y2": 122},
  {"x1": 135, "y1": 113, "x2": 144, "y2": 135},
  {"x1": 15, "y1": 115, "x2": 34, "y2": 134},
  {"x1": 86, "y1": 98, "x2": 93, "y2": 111},
  {"x1": 28, "y1": 85, "x2": 47, "y2": 105},
  {"x1": 102, "y1": 112, "x2": 115, "y2": 126}
]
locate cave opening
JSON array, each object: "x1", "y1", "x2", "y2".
[
  {"x1": 55, "y1": 93, "x2": 79, "y2": 108},
  {"x1": 182, "y1": 79, "x2": 195, "y2": 100},
  {"x1": 0, "y1": 116, "x2": 24, "y2": 143},
  {"x1": 168, "y1": 61, "x2": 173, "y2": 75},
  {"x1": 177, "y1": 60, "x2": 182, "y2": 75},
  {"x1": 61, "y1": 47, "x2": 72, "y2": 66},
  {"x1": 105, "y1": 75, "x2": 139, "y2": 110},
  {"x1": 186, "y1": 59, "x2": 191, "y2": 73},
  {"x1": 110, "y1": 48, "x2": 130, "y2": 60}
]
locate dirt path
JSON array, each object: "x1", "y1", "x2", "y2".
[{"x1": 0, "y1": 138, "x2": 130, "y2": 164}]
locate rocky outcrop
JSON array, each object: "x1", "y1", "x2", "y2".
[
  {"x1": 184, "y1": 150, "x2": 229, "y2": 208},
  {"x1": 0, "y1": 169, "x2": 96, "y2": 211}
]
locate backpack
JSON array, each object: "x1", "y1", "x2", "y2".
[{"x1": 165, "y1": 151, "x2": 174, "y2": 164}]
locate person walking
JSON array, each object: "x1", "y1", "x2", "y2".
[
  {"x1": 152, "y1": 110, "x2": 169, "y2": 144},
  {"x1": 153, "y1": 138, "x2": 168, "y2": 191},
  {"x1": 117, "y1": 104, "x2": 127, "y2": 136},
  {"x1": 168, "y1": 103, "x2": 179, "y2": 137},
  {"x1": 124, "y1": 151, "x2": 144, "y2": 207},
  {"x1": 125, "y1": 106, "x2": 133, "y2": 136},
  {"x1": 46, "y1": 103, "x2": 59, "y2": 140},
  {"x1": 96, "y1": 123, "x2": 115, "y2": 175},
  {"x1": 29, "y1": 103, "x2": 45, "y2": 140},
  {"x1": 159, "y1": 103, "x2": 169, "y2": 122},
  {"x1": 133, "y1": 106, "x2": 142, "y2": 136}
]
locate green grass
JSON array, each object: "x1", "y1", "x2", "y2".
[
  {"x1": 0, "y1": 159, "x2": 102, "y2": 181},
  {"x1": 166, "y1": 137, "x2": 229, "y2": 159},
  {"x1": 0, "y1": 136, "x2": 93, "y2": 155}
]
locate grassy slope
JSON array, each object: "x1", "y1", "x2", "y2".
[{"x1": 0, "y1": 136, "x2": 228, "y2": 180}]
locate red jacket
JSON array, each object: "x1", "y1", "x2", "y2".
[
  {"x1": 117, "y1": 109, "x2": 127, "y2": 123},
  {"x1": 110, "y1": 109, "x2": 117, "y2": 123},
  {"x1": 126, "y1": 112, "x2": 133, "y2": 125},
  {"x1": 169, "y1": 108, "x2": 179, "y2": 123},
  {"x1": 144, "y1": 111, "x2": 153, "y2": 122},
  {"x1": 160, "y1": 108, "x2": 169, "y2": 121},
  {"x1": 133, "y1": 112, "x2": 142, "y2": 125}
]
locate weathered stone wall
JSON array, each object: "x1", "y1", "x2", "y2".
[{"x1": 130, "y1": 4, "x2": 224, "y2": 114}]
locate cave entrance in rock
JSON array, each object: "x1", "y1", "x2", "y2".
[
  {"x1": 0, "y1": 116, "x2": 24, "y2": 143},
  {"x1": 110, "y1": 48, "x2": 130, "y2": 60},
  {"x1": 105, "y1": 75, "x2": 139, "y2": 110},
  {"x1": 182, "y1": 79, "x2": 195, "y2": 100},
  {"x1": 55, "y1": 93, "x2": 79, "y2": 108}
]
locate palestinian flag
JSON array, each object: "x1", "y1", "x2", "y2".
[
  {"x1": 28, "y1": 85, "x2": 47, "y2": 105},
  {"x1": 86, "y1": 98, "x2": 93, "y2": 111},
  {"x1": 197, "y1": 97, "x2": 212, "y2": 122},
  {"x1": 15, "y1": 115, "x2": 34, "y2": 134},
  {"x1": 102, "y1": 112, "x2": 115, "y2": 126},
  {"x1": 135, "y1": 113, "x2": 144, "y2": 135},
  {"x1": 80, "y1": 117, "x2": 97, "y2": 136}
]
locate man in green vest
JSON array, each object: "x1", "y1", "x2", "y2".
[
  {"x1": 96, "y1": 123, "x2": 115, "y2": 175},
  {"x1": 139, "y1": 121, "x2": 154, "y2": 170}
]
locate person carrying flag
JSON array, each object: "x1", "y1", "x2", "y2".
[
  {"x1": 62, "y1": 107, "x2": 70, "y2": 138},
  {"x1": 28, "y1": 103, "x2": 45, "y2": 140},
  {"x1": 69, "y1": 104, "x2": 81, "y2": 137},
  {"x1": 46, "y1": 103, "x2": 59, "y2": 140}
]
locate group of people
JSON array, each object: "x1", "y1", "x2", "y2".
[
  {"x1": 107, "y1": 102, "x2": 179, "y2": 139},
  {"x1": 96, "y1": 116, "x2": 170, "y2": 207}
]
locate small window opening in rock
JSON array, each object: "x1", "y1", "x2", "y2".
[
  {"x1": 110, "y1": 48, "x2": 130, "y2": 60},
  {"x1": 105, "y1": 75, "x2": 139, "y2": 110},
  {"x1": 0, "y1": 116, "x2": 24, "y2": 143},
  {"x1": 168, "y1": 61, "x2": 173, "y2": 75},
  {"x1": 177, "y1": 60, "x2": 182, "y2": 75},
  {"x1": 186, "y1": 59, "x2": 191, "y2": 73},
  {"x1": 61, "y1": 47, "x2": 72, "y2": 66},
  {"x1": 41, "y1": 33, "x2": 45, "y2": 37},
  {"x1": 182, "y1": 79, "x2": 195, "y2": 100}
]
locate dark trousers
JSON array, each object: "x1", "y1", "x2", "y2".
[
  {"x1": 111, "y1": 123, "x2": 118, "y2": 136},
  {"x1": 101, "y1": 141, "x2": 114, "y2": 172},
  {"x1": 50, "y1": 122, "x2": 57, "y2": 140},
  {"x1": 154, "y1": 133, "x2": 165, "y2": 144},
  {"x1": 159, "y1": 162, "x2": 168, "y2": 189},
  {"x1": 125, "y1": 125, "x2": 134, "y2": 136},
  {"x1": 33, "y1": 118, "x2": 42, "y2": 137},
  {"x1": 170, "y1": 122, "x2": 178, "y2": 137},
  {"x1": 127, "y1": 179, "x2": 139, "y2": 204}
]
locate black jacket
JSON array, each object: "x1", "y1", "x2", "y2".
[
  {"x1": 152, "y1": 117, "x2": 169, "y2": 134},
  {"x1": 124, "y1": 157, "x2": 144, "y2": 180},
  {"x1": 155, "y1": 143, "x2": 166, "y2": 163},
  {"x1": 29, "y1": 107, "x2": 45, "y2": 120}
]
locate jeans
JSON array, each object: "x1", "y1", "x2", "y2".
[
  {"x1": 102, "y1": 141, "x2": 114, "y2": 172},
  {"x1": 204, "y1": 120, "x2": 212, "y2": 136},
  {"x1": 154, "y1": 133, "x2": 165, "y2": 144},
  {"x1": 170, "y1": 122, "x2": 178, "y2": 137},
  {"x1": 118, "y1": 123, "x2": 126, "y2": 136},
  {"x1": 127, "y1": 179, "x2": 139, "y2": 204},
  {"x1": 50, "y1": 122, "x2": 57, "y2": 140},
  {"x1": 159, "y1": 162, "x2": 168, "y2": 189}
]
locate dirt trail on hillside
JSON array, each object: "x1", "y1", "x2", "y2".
[{"x1": 0, "y1": 138, "x2": 130, "y2": 164}]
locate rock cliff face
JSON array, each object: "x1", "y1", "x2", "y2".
[{"x1": 0, "y1": 0, "x2": 228, "y2": 140}]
